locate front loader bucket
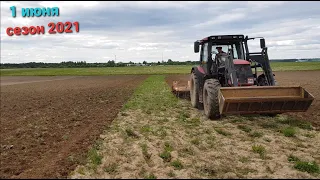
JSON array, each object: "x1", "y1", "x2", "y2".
[{"x1": 218, "y1": 86, "x2": 314, "y2": 115}]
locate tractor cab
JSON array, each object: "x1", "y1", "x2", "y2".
[
  {"x1": 194, "y1": 35, "x2": 273, "y2": 87},
  {"x1": 210, "y1": 45, "x2": 255, "y2": 86}
]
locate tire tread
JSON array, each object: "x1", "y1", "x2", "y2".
[{"x1": 203, "y1": 79, "x2": 221, "y2": 120}]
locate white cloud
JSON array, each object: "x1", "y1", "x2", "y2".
[
  {"x1": 39, "y1": 1, "x2": 100, "y2": 15},
  {"x1": 1, "y1": 1, "x2": 320, "y2": 64},
  {"x1": 247, "y1": 1, "x2": 286, "y2": 9},
  {"x1": 193, "y1": 13, "x2": 246, "y2": 28},
  {"x1": 128, "y1": 47, "x2": 158, "y2": 51}
]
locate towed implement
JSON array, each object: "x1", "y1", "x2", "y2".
[{"x1": 172, "y1": 35, "x2": 314, "y2": 119}]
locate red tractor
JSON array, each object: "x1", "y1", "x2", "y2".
[{"x1": 173, "y1": 35, "x2": 314, "y2": 120}]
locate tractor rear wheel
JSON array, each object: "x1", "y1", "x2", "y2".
[
  {"x1": 203, "y1": 79, "x2": 221, "y2": 120},
  {"x1": 190, "y1": 72, "x2": 200, "y2": 108}
]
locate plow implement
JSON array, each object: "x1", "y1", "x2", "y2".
[
  {"x1": 172, "y1": 80, "x2": 191, "y2": 99},
  {"x1": 172, "y1": 81, "x2": 314, "y2": 115}
]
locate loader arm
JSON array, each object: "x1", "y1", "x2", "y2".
[
  {"x1": 245, "y1": 37, "x2": 275, "y2": 86},
  {"x1": 246, "y1": 49, "x2": 275, "y2": 86}
]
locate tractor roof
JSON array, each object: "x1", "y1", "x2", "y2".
[{"x1": 199, "y1": 35, "x2": 245, "y2": 43}]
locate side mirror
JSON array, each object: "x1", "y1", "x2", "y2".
[
  {"x1": 194, "y1": 41, "x2": 200, "y2": 53},
  {"x1": 260, "y1": 38, "x2": 266, "y2": 49}
]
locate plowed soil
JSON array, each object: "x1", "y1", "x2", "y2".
[
  {"x1": 0, "y1": 75, "x2": 147, "y2": 179},
  {"x1": 165, "y1": 71, "x2": 320, "y2": 129}
]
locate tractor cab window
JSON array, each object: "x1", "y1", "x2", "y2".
[
  {"x1": 201, "y1": 42, "x2": 209, "y2": 63},
  {"x1": 212, "y1": 44, "x2": 239, "y2": 59},
  {"x1": 233, "y1": 42, "x2": 245, "y2": 59},
  {"x1": 212, "y1": 45, "x2": 229, "y2": 55},
  {"x1": 233, "y1": 47, "x2": 239, "y2": 59}
]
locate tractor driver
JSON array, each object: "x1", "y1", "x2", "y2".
[
  {"x1": 216, "y1": 47, "x2": 227, "y2": 56},
  {"x1": 215, "y1": 47, "x2": 228, "y2": 66}
]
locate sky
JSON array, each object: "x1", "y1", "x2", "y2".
[{"x1": 1, "y1": 1, "x2": 320, "y2": 63}]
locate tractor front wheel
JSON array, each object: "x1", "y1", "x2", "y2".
[
  {"x1": 190, "y1": 72, "x2": 200, "y2": 108},
  {"x1": 203, "y1": 79, "x2": 221, "y2": 120}
]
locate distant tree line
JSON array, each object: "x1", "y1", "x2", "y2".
[
  {"x1": 0, "y1": 59, "x2": 199, "y2": 69},
  {"x1": 1, "y1": 58, "x2": 319, "y2": 69},
  {"x1": 269, "y1": 58, "x2": 320, "y2": 62}
]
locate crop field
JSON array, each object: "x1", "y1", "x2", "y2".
[
  {"x1": 1, "y1": 62, "x2": 320, "y2": 76},
  {"x1": 0, "y1": 75, "x2": 148, "y2": 178},
  {"x1": 0, "y1": 63, "x2": 320, "y2": 179}
]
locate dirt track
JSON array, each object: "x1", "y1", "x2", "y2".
[
  {"x1": 165, "y1": 71, "x2": 320, "y2": 128},
  {"x1": 0, "y1": 76, "x2": 78, "y2": 86},
  {"x1": 0, "y1": 75, "x2": 146, "y2": 179}
]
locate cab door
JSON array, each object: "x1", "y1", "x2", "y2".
[{"x1": 200, "y1": 42, "x2": 210, "y2": 75}]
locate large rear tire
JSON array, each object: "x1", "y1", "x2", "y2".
[
  {"x1": 203, "y1": 79, "x2": 221, "y2": 120},
  {"x1": 190, "y1": 72, "x2": 200, "y2": 108}
]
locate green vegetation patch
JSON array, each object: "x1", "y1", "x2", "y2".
[
  {"x1": 171, "y1": 159, "x2": 184, "y2": 170},
  {"x1": 249, "y1": 131, "x2": 264, "y2": 138},
  {"x1": 144, "y1": 172, "x2": 157, "y2": 179},
  {"x1": 88, "y1": 148, "x2": 102, "y2": 170},
  {"x1": 237, "y1": 125, "x2": 252, "y2": 133},
  {"x1": 252, "y1": 145, "x2": 266, "y2": 158},
  {"x1": 294, "y1": 161, "x2": 319, "y2": 174},
  {"x1": 123, "y1": 75, "x2": 178, "y2": 114},
  {"x1": 287, "y1": 154, "x2": 319, "y2": 174},
  {"x1": 281, "y1": 127, "x2": 296, "y2": 137},
  {"x1": 0, "y1": 66, "x2": 194, "y2": 76},
  {"x1": 159, "y1": 141, "x2": 174, "y2": 163},
  {"x1": 159, "y1": 150, "x2": 172, "y2": 162},
  {"x1": 270, "y1": 61, "x2": 320, "y2": 71},
  {"x1": 277, "y1": 116, "x2": 312, "y2": 130},
  {"x1": 214, "y1": 128, "x2": 232, "y2": 136}
]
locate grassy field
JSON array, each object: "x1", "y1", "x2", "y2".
[
  {"x1": 0, "y1": 66, "x2": 192, "y2": 76},
  {"x1": 1, "y1": 62, "x2": 320, "y2": 76},
  {"x1": 70, "y1": 75, "x2": 320, "y2": 179},
  {"x1": 270, "y1": 62, "x2": 320, "y2": 71}
]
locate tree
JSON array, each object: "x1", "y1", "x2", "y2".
[
  {"x1": 143, "y1": 61, "x2": 147, "y2": 65},
  {"x1": 157, "y1": 61, "x2": 161, "y2": 65},
  {"x1": 107, "y1": 60, "x2": 116, "y2": 67}
]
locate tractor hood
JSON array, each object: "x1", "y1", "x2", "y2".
[{"x1": 233, "y1": 59, "x2": 250, "y2": 65}]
